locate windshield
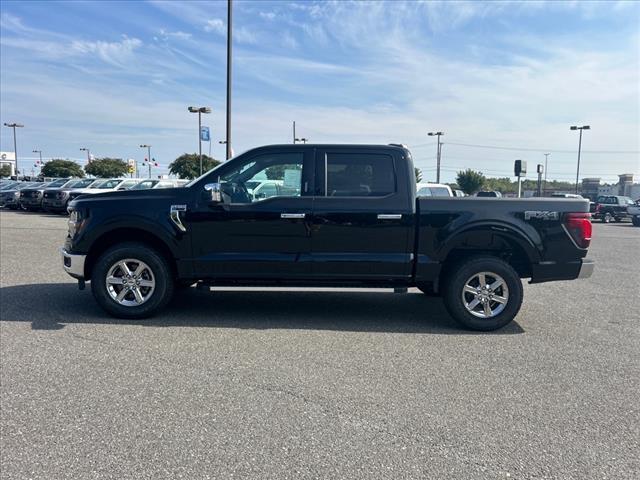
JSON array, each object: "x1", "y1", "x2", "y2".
[
  {"x1": 47, "y1": 178, "x2": 70, "y2": 188},
  {"x1": 130, "y1": 180, "x2": 157, "y2": 190},
  {"x1": 430, "y1": 187, "x2": 451, "y2": 197},
  {"x1": 67, "y1": 178, "x2": 95, "y2": 188}
]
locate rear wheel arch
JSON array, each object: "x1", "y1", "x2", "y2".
[{"x1": 439, "y1": 228, "x2": 538, "y2": 279}]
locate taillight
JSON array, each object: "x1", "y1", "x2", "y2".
[{"x1": 564, "y1": 212, "x2": 592, "y2": 249}]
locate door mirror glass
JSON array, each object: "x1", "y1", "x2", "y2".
[{"x1": 205, "y1": 182, "x2": 223, "y2": 203}]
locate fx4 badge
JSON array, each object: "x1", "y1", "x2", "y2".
[{"x1": 525, "y1": 211, "x2": 558, "y2": 221}]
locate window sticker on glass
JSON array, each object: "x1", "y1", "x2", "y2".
[{"x1": 283, "y1": 169, "x2": 302, "y2": 189}]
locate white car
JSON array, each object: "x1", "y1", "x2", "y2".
[
  {"x1": 129, "y1": 179, "x2": 189, "y2": 190},
  {"x1": 416, "y1": 182, "x2": 453, "y2": 197},
  {"x1": 67, "y1": 178, "x2": 139, "y2": 202}
]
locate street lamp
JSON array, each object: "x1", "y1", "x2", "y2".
[
  {"x1": 188, "y1": 106, "x2": 212, "y2": 176},
  {"x1": 139, "y1": 144, "x2": 152, "y2": 178},
  {"x1": 570, "y1": 125, "x2": 590, "y2": 194},
  {"x1": 79, "y1": 147, "x2": 91, "y2": 163},
  {"x1": 3, "y1": 122, "x2": 24, "y2": 177},
  {"x1": 543, "y1": 153, "x2": 550, "y2": 195},
  {"x1": 427, "y1": 131, "x2": 444, "y2": 183}
]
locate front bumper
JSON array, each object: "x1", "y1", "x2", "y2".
[
  {"x1": 60, "y1": 248, "x2": 86, "y2": 279},
  {"x1": 20, "y1": 197, "x2": 42, "y2": 208},
  {"x1": 530, "y1": 258, "x2": 594, "y2": 284},
  {"x1": 42, "y1": 198, "x2": 68, "y2": 209}
]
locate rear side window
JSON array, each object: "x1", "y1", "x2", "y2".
[{"x1": 325, "y1": 153, "x2": 395, "y2": 197}]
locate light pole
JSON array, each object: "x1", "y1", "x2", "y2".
[
  {"x1": 543, "y1": 153, "x2": 550, "y2": 194},
  {"x1": 225, "y1": 0, "x2": 233, "y2": 160},
  {"x1": 3, "y1": 122, "x2": 24, "y2": 177},
  {"x1": 140, "y1": 144, "x2": 152, "y2": 178},
  {"x1": 188, "y1": 106, "x2": 212, "y2": 176},
  {"x1": 428, "y1": 131, "x2": 444, "y2": 183},
  {"x1": 570, "y1": 125, "x2": 590, "y2": 194},
  {"x1": 292, "y1": 121, "x2": 296, "y2": 144},
  {"x1": 80, "y1": 147, "x2": 91, "y2": 163}
]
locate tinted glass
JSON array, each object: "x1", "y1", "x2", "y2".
[
  {"x1": 417, "y1": 187, "x2": 432, "y2": 197},
  {"x1": 326, "y1": 153, "x2": 395, "y2": 197},
  {"x1": 430, "y1": 187, "x2": 451, "y2": 197}
]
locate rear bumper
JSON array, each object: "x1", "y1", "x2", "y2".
[
  {"x1": 530, "y1": 258, "x2": 594, "y2": 283},
  {"x1": 60, "y1": 248, "x2": 86, "y2": 279}
]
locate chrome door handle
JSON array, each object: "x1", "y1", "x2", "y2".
[
  {"x1": 281, "y1": 213, "x2": 306, "y2": 219},
  {"x1": 377, "y1": 214, "x2": 402, "y2": 220}
]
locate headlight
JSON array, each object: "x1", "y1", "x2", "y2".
[{"x1": 67, "y1": 209, "x2": 88, "y2": 237}]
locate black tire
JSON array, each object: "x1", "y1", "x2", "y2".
[
  {"x1": 91, "y1": 242, "x2": 174, "y2": 319},
  {"x1": 442, "y1": 256, "x2": 523, "y2": 331},
  {"x1": 632, "y1": 216, "x2": 640, "y2": 227},
  {"x1": 602, "y1": 212, "x2": 612, "y2": 223}
]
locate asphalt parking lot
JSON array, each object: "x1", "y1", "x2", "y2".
[{"x1": 1, "y1": 210, "x2": 638, "y2": 480}]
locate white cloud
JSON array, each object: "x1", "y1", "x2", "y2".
[
  {"x1": 70, "y1": 36, "x2": 142, "y2": 66},
  {"x1": 204, "y1": 18, "x2": 226, "y2": 35}
]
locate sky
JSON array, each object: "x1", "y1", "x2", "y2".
[{"x1": 1, "y1": 0, "x2": 639, "y2": 183}]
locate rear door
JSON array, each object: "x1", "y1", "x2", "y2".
[{"x1": 310, "y1": 147, "x2": 414, "y2": 280}]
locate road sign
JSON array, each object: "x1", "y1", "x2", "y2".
[{"x1": 200, "y1": 126, "x2": 210, "y2": 142}]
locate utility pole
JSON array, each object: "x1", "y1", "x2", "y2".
[
  {"x1": 188, "y1": 106, "x2": 211, "y2": 176},
  {"x1": 570, "y1": 125, "x2": 590, "y2": 195},
  {"x1": 428, "y1": 131, "x2": 444, "y2": 183},
  {"x1": 543, "y1": 153, "x2": 550, "y2": 194},
  {"x1": 293, "y1": 121, "x2": 296, "y2": 144},
  {"x1": 536, "y1": 164, "x2": 544, "y2": 197},
  {"x1": 3, "y1": 122, "x2": 24, "y2": 178},
  {"x1": 225, "y1": 0, "x2": 233, "y2": 160}
]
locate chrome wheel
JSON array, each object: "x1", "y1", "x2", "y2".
[
  {"x1": 461, "y1": 271, "x2": 509, "y2": 319},
  {"x1": 105, "y1": 258, "x2": 156, "y2": 307}
]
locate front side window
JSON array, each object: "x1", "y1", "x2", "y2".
[
  {"x1": 325, "y1": 153, "x2": 395, "y2": 197},
  {"x1": 219, "y1": 152, "x2": 304, "y2": 203}
]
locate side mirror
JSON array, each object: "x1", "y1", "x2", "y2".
[{"x1": 204, "y1": 182, "x2": 222, "y2": 203}]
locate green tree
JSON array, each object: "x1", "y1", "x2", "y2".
[
  {"x1": 168, "y1": 153, "x2": 221, "y2": 179},
  {"x1": 84, "y1": 158, "x2": 128, "y2": 178},
  {"x1": 414, "y1": 167, "x2": 423, "y2": 183},
  {"x1": 41, "y1": 159, "x2": 85, "y2": 178},
  {"x1": 456, "y1": 169, "x2": 486, "y2": 195},
  {"x1": 0, "y1": 164, "x2": 12, "y2": 177}
]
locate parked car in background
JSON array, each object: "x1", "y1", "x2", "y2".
[
  {"x1": 67, "y1": 178, "x2": 140, "y2": 203},
  {"x1": 19, "y1": 178, "x2": 69, "y2": 211},
  {"x1": 551, "y1": 193, "x2": 584, "y2": 199},
  {"x1": 476, "y1": 191, "x2": 502, "y2": 198},
  {"x1": 416, "y1": 182, "x2": 453, "y2": 197},
  {"x1": 592, "y1": 195, "x2": 635, "y2": 223},
  {"x1": 0, "y1": 182, "x2": 45, "y2": 209},
  {"x1": 1, "y1": 180, "x2": 19, "y2": 190},
  {"x1": 42, "y1": 178, "x2": 99, "y2": 213},
  {"x1": 452, "y1": 189, "x2": 467, "y2": 197},
  {"x1": 129, "y1": 179, "x2": 188, "y2": 190},
  {"x1": 627, "y1": 200, "x2": 640, "y2": 227}
]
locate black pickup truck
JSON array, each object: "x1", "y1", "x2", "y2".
[{"x1": 62, "y1": 144, "x2": 593, "y2": 331}]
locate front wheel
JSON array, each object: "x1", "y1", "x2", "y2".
[
  {"x1": 91, "y1": 242, "x2": 174, "y2": 319},
  {"x1": 442, "y1": 256, "x2": 523, "y2": 331},
  {"x1": 602, "y1": 212, "x2": 612, "y2": 223}
]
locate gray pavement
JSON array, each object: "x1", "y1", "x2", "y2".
[{"x1": 1, "y1": 210, "x2": 638, "y2": 479}]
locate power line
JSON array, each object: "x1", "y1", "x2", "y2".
[{"x1": 442, "y1": 140, "x2": 639, "y2": 155}]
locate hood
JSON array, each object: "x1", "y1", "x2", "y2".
[{"x1": 69, "y1": 186, "x2": 189, "y2": 208}]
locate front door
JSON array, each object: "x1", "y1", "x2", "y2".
[
  {"x1": 311, "y1": 147, "x2": 414, "y2": 280},
  {"x1": 189, "y1": 149, "x2": 314, "y2": 279}
]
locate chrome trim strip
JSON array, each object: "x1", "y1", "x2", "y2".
[
  {"x1": 60, "y1": 248, "x2": 86, "y2": 278},
  {"x1": 281, "y1": 213, "x2": 306, "y2": 219},
  {"x1": 377, "y1": 214, "x2": 402, "y2": 220}
]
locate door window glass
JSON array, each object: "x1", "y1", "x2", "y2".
[
  {"x1": 325, "y1": 153, "x2": 395, "y2": 197},
  {"x1": 219, "y1": 152, "x2": 304, "y2": 203}
]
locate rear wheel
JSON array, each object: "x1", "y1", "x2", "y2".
[
  {"x1": 91, "y1": 242, "x2": 174, "y2": 319},
  {"x1": 442, "y1": 256, "x2": 523, "y2": 331},
  {"x1": 632, "y1": 216, "x2": 640, "y2": 227}
]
